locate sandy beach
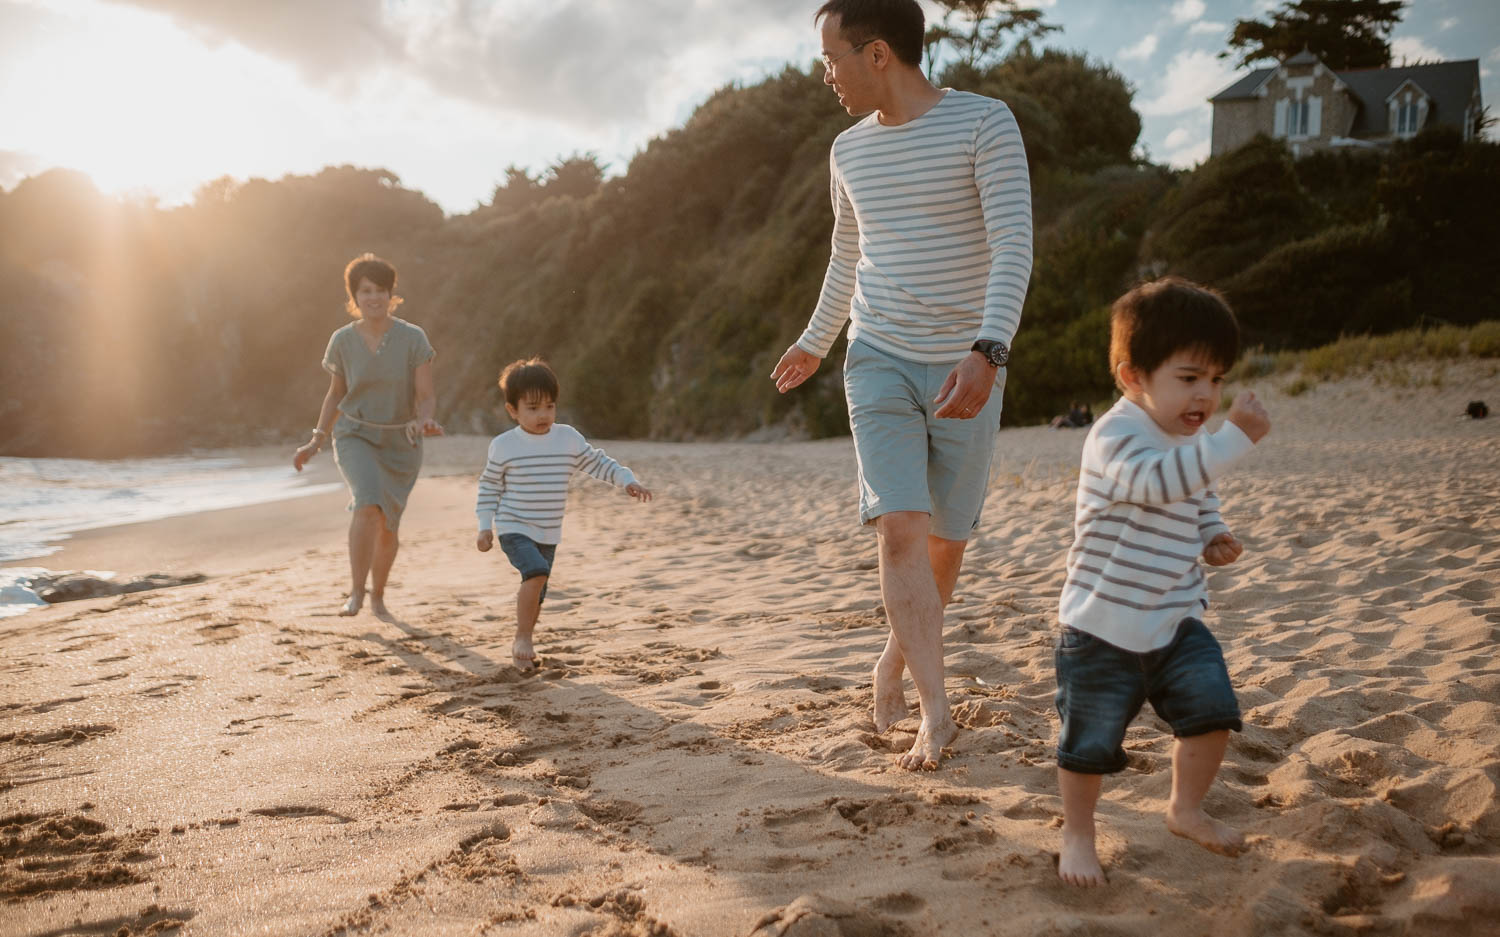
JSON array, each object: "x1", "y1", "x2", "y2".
[{"x1": 3, "y1": 365, "x2": 1499, "y2": 936}]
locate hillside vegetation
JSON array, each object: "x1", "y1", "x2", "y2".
[{"x1": 1, "y1": 51, "x2": 1495, "y2": 457}]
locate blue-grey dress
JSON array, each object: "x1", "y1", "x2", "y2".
[{"x1": 321, "y1": 317, "x2": 435, "y2": 531}]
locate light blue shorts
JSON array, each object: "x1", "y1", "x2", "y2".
[{"x1": 842, "y1": 339, "x2": 1006, "y2": 540}]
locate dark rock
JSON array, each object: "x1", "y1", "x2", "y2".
[{"x1": 35, "y1": 572, "x2": 207, "y2": 604}]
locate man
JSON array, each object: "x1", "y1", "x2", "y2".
[{"x1": 771, "y1": 0, "x2": 1032, "y2": 770}]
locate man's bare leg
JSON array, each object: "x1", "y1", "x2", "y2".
[
  {"x1": 872, "y1": 534, "x2": 967, "y2": 731},
  {"x1": 1058, "y1": 767, "x2": 1107, "y2": 886},
  {"x1": 367, "y1": 516, "x2": 399, "y2": 622},
  {"x1": 512, "y1": 575, "x2": 546, "y2": 671},
  {"x1": 875, "y1": 512, "x2": 957, "y2": 770},
  {"x1": 341, "y1": 505, "x2": 383, "y2": 616},
  {"x1": 1165, "y1": 730, "x2": 1245, "y2": 855}
]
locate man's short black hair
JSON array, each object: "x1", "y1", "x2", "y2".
[
  {"x1": 815, "y1": 0, "x2": 925, "y2": 68},
  {"x1": 1109, "y1": 277, "x2": 1241, "y2": 388},
  {"x1": 498, "y1": 358, "x2": 559, "y2": 407}
]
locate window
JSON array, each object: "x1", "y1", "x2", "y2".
[
  {"x1": 1288, "y1": 99, "x2": 1309, "y2": 137},
  {"x1": 1396, "y1": 101, "x2": 1419, "y2": 136}
]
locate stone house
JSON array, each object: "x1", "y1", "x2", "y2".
[{"x1": 1209, "y1": 49, "x2": 1483, "y2": 157}]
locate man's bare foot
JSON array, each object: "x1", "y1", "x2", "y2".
[
  {"x1": 1166, "y1": 806, "x2": 1245, "y2": 856},
  {"x1": 871, "y1": 663, "x2": 909, "y2": 733},
  {"x1": 898, "y1": 715, "x2": 957, "y2": 770},
  {"x1": 512, "y1": 637, "x2": 537, "y2": 672},
  {"x1": 339, "y1": 592, "x2": 364, "y2": 616},
  {"x1": 1057, "y1": 827, "x2": 1107, "y2": 886},
  {"x1": 369, "y1": 595, "x2": 395, "y2": 623}
]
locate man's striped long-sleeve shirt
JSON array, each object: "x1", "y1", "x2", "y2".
[
  {"x1": 475, "y1": 424, "x2": 637, "y2": 545},
  {"x1": 796, "y1": 89, "x2": 1033, "y2": 364},
  {"x1": 1059, "y1": 399, "x2": 1256, "y2": 652}
]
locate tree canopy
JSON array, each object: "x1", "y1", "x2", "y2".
[
  {"x1": 1224, "y1": 0, "x2": 1407, "y2": 70},
  {"x1": 923, "y1": 0, "x2": 1060, "y2": 79}
]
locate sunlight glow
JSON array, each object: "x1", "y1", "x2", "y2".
[{"x1": 2, "y1": 1, "x2": 302, "y2": 202}]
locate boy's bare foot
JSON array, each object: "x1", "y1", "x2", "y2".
[
  {"x1": 369, "y1": 595, "x2": 395, "y2": 623},
  {"x1": 871, "y1": 662, "x2": 909, "y2": 732},
  {"x1": 1166, "y1": 806, "x2": 1245, "y2": 856},
  {"x1": 512, "y1": 638, "x2": 537, "y2": 672},
  {"x1": 1057, "y1": 827, "x2": 1107, "y2": 886},
  {"x1": 339, "y1": 592, "x2": 364, "y2": 616},
  {"x1": 898, "y1": 715, "x2": 957, "y2": 770}
]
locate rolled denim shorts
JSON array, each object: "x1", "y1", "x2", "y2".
[
  {"x1": 1054, "y1": 617, "x2": 1242, "y2": 775},
  {"x1": 499, "y1": 533, "x2": 556, "y2": 583},
  {"x1": 841, "y1": 338, "x2": 1006, "y2": 540}
]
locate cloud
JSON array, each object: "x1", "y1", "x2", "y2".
[
  {"x1": 1118, "y1": 34, "x2": 1158, "y2": 62},
  {"x1": 1137, "y1": 49, "x2": 1238, "y2": 117},
  {"x1": 1163, "y1": 127, "x2": 1193, "y2": 150},
  {"x1": 1391, "y1": 36, "x2": 1444, "y2": 65},
  {"x1": 0, "y1": 150, "x2": 48, "y2": 191},
  {"x1": 1171, "y1": 0, "x2": 1206, "y2": 24},
  {"x1": 1439, "y1": 17, "x2": 1459, "y2": 31},
  {"x1": 107, "y1": 0, "x2": 815, "y2": 129},
  {"x1": 1189, "y1": 20, "x2": 1227, "y2": 36}
]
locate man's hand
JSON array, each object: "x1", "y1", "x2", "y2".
[
  {"x1": 933, "y1": 352, "x2": 998, "y2": 419},
  {"x1": 1203, "y1": 532, "x2": 1242, "y2": 567},
  {"x1": 771, "y1": 344, "x2": 822, "y2": 394},
  {"x1": 1228, "y1": 391, "x2": 1270, "y2": 443},
  {"x1": 476, "y1": 530, "x2": 493, "y2": 552},
  {"x1": 625, "y1": 483, "x2": 653, "y2": 502}
]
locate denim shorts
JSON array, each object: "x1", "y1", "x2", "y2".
[
  {"x1": 842, "y1": 339, "x2": 1006, "y2": 540},
  {"x1": 499, "y1": 533, "x2": 556, "y2": 587},
  {"x1": 1054, "y1": 617, "x2": 1242, "y2": 775}
]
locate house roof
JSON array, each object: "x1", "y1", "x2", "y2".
[
  {"x1": 1209, "y1": 58, "x2": 1481, "y2": 135},
  {"x1": 1209, "y1": 67, "x2": 1275, "y2": 102},
  {"x1": 1339, "y1": 61, "x2": 1480, "y2": 134}
]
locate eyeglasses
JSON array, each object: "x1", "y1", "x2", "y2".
[{"x1": 821, "y1": 39, "x2": 873, "y2": 71}]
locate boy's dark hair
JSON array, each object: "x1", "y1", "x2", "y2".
[
  {"x1": 1109, "y1": 277, "x2": 1240, "y2": 389},
  {"x1": 815, "y1": 0, "x2": 924, "y2": 68},
  {"x1": 498, "y1": 358, "x2": 559, "y2": 407},
  {"x1": 343, "y1": 253, "x2": 400, "y2": 318}
]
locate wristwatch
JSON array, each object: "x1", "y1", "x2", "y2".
[{"x1": 971, "y1": 339, "x2": 1009, "y2": 367}]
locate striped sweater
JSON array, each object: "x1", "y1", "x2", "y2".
[
  {"x1": 1059, "y1": 398, "x2": 1256, "y2": 652},
  {"x1": 797, "y1": 89, "x2": 1033, "y2": 365},
  {"x1": 475, "y1": 424, "x2": 637, "y2": 545}
]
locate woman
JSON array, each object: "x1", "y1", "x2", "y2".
[{"x1": 294, "y1": 254, "x2": 442, "y2": 619}]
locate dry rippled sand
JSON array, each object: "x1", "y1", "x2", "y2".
[{"x1": 2, "y1": 365, "x2": 1498, "y2": 935}]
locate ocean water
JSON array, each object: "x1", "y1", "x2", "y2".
[{"x1": 0, "y1": 455, "x2": 341, "y2": 617}]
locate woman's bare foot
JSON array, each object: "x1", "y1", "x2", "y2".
[
  {"x1": 1057, "y1": 826, "x2": 1107, "y2": 886},
  {"x1": 871, "y1": 662, "x2": 909, "y2": 732},
  {"x1": 512, "y1": 637, "x2": 538, "y2": 672},
  {"x1": 1166, "y1": 806, "x2": 1245, "y2": 856},
  {"x1": 369, "y1": 595, "x2": 395, "y2": 623},
  {"x1": 897, "y1": 714, "x2": 957, "y2": 770},
  {"x1": 339, "y1": 591, "x2": 364, "y2": 616}
]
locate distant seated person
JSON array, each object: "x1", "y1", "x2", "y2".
[{"x1": 1050, "y1": 401, "x2": 1094, "y2": 429}]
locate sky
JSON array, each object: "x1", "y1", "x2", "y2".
[{"x1": 1, "y1": 0, "x2": 1495, "y2": 215}]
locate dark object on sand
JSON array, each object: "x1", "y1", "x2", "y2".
[
  {"x1": 35, "y1": 572, "x2": 207, "y2": 604},
  {"x1": 1466, "y1": 400, "x2": 1488, "y2": 419}
]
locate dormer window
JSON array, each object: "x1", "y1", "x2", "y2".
[
  {"x1": 1387, "y1": 82, "x2": 1430, "y2": 139},
  {"x1": 1395, "y1": 100, "x2": 1421, "y2": 136}
]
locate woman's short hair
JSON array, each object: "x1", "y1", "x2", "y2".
[
  {"x1": 343, "y1": 253, "x2": 402, "y2": 318},
  {"x1": 1109, "y1": 277, "x2": 1240, "y2": 388},
  {"x1": 815, "y1": 0, "x2": 925, "y2": 68},
  {"x1": 499, "y1": 358, "x2": 560, "y2": 407}
]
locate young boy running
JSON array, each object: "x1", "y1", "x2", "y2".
[
  {"x1": 475, "y1": 358, "x2": 652, "y2": 670},
  {"x1": 1055, "y1": 277, "x2": 1271, "y2": 886}
]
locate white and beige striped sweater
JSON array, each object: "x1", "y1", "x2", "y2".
[
  {"x1": 1059, "y1": 398, "x2": 1257, "y2": 652},
  {"x1": 797, "y1": 89, "x2": 1033, "y2": 365},
  {"x1": 475, "y1": 424, "x2": 637, "y2": 545}
]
